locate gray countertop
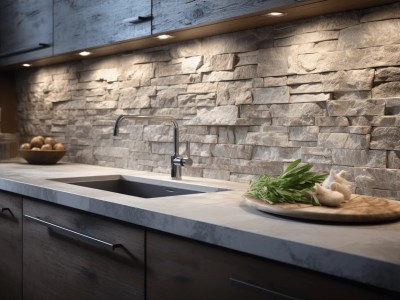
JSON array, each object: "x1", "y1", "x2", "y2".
[{"x1": 0, "y1": 162, "x2": 399, "y2": 293}]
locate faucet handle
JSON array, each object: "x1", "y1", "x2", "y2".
[{"x1": 184, "y1": 141, "x2": 191, "y2": 159}]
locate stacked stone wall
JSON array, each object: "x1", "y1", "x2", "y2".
[{"x1": 16, "y1": 3, "x2": 400, "y2": 199}]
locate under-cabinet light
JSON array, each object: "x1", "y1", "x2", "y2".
[
  {"x1": 157, "y1": 34, "x2": 173, "y2": 40},
  {"x1": 264, "y1": 12, "x2": 287, "y2": 17},
  {"x1": 79, "y1": 51, "x2": 91, "y2": 56},
  {"x1": 22, "y1": 63, "x2": 31, "y2": 67}
]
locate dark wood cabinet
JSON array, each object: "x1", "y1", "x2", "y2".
[
  {"x1": 23, "y1": 198, "x2": 145, "y2": 300},
  {"x1": 147, "y1": 230, "x2": 400, "y2": 300},
  {"x1": 53, "y1": 0, "x2": 151, "y2": 55},
  {"x1": 0, "y1": 0, "x2": 53, "y2": 66},
  {"x1": 152, "y1": 0, "x2": 297, "y2": 34},
  {"x1": 0, "y1": 191, "x2": 22, "y2": 300}
]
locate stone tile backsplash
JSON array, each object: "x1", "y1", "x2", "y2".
[{"x1": 16, "y1": 3, "x2": 400, "y2": 199}]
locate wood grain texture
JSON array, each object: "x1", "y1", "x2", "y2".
[
  {"x1": 0, "y1": 191, "x2": 22, "y2": 300},
  {"x1": 244, "y1": 194, "x2": 400, "y2": 223},
  {"x1": 54, "y1": 0, "x2": 151, "y2": 55},
  {"x1": 152, "y1": 0, "x2": 298, "y2": 33},
  {"x1": 0, "y1": 0, "x2": 53, "y2": 65},
  {"x1": 23, "y1": 197, "x2": 145, "y2": 300},
  {"x1": 147, "y1": 230, "x2": 399, "y2": 300}
]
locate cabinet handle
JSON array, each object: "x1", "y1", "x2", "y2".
[
  {"x1": 24, "y1": 214, "x2": 122, "y2": 251},
  {"x1": 0, "y1": 43, "x2": 51, "y2": 58},
  {"x1": 229, "y1": 278, "x2": 298, "y2": 300},
  {"x1": 123, "y1": 15, "x2": 153, "y2": 24},
  {"x1": 1, "y1": 207, "x2": 11, "y2": 213}
]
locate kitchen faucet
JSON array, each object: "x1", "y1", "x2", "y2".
[{"x1": 113, "y1": 115, "x2": 192, "y2": 180}]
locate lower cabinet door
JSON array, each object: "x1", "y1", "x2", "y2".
[
  {"x1": 147, "y1": 230, "x2": 400, "y2": 300},
  {"x1": 23, "y1": 198, "x2": 145, "y2": 300},
  {"x1": 0, "y1": 191, "x2": 22, "y2": 300}
]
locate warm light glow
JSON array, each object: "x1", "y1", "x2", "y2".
[
  {"x1": 79, "y1": 51, "x2": 91, "y2": 56},
  {"x1": 22, "y1": 63, "x2": 31, "y2": 67},
  {"x1": 157, "y1": 34, "x2": 173, "y2": 40},
  {"x1": 264, "y1": 12, "x2": 287, "y2": 17}
]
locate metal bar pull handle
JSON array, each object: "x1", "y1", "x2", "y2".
[
  {"x1": 1, "y1": 208, "x2": 11, "y2": 213},
  {"x1": 229, "y1": 278, "x2": 299, "y2": 300},
  {"x1": 24, "y1": 214, "x2": 122, "y2": 251},
  {"x1": 0, "y1": 43, "x2": 51, "y2": 58},
  {"x1": 123, "y1": 15, "x2": 153, "y2": 24}
]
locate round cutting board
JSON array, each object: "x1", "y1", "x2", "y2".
[{"x1": 244, "y1": 194, "x2": 400, "y2": 223}]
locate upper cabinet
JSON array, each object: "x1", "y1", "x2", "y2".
[
  {"x1": 53, "y1": 0, "x2": 152, "y2": 55},
  {"x1": 152, "y1": 0, "x2": 298, "y2": 33},
  {"x1": 0, "y1": 0, "x2": 53, "y2": 66}
]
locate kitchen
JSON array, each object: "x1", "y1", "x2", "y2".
[{"x1": 1, "y1": 0, "x2": 400, "y2": 299}]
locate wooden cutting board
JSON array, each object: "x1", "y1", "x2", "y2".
[{"x1": 244, "y1": 194, "x2": 400, "y2": 223}]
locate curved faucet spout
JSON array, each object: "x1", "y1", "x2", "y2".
[{"x1": 113, "y1": 115, "x2": 190, "y2": 180}]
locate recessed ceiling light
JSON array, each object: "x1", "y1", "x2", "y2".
[
  {"x1": 264, "y1": 12, "x2": 287, "y2": 17},
  {"x1": 22, "y1": 63, "x2": 31, "y2": 67},
  {"x1": 79, "y1": 51, "x2": 91, "y2": 56},
  {"x1": 157, "y1": 34, "x2": 173, "y2": 40}
]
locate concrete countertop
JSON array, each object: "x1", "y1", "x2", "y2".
[{"x1": 0, "y1": 162, "x2": 399, "y2": 293}]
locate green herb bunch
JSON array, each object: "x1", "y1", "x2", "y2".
[{"x1": 248, "y1": 159, "x2": 326, "y2": 205}]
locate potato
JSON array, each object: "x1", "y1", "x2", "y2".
[
  {"x1": 44, "y1": 137, "x2": 56, "y2": 147},
  {"x1": 41, "y1": 144, "x2": 53, "y2": 150},
  {"x1": 20, "y1": 143, "x2": 31, "y2": 150},
  {"x1": 53, "y1": 143, "x2": 65, "y2": 151},
  {"x1": 30, "y1": 136, "x2": 44, "y2": 148},
  {"x1": 31, "y1": 147, "x2": 41, "y2": 151}
]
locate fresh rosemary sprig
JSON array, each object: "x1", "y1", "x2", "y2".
[{"x1": 248, "y1": 159, "x2": 326, "y2": 205}]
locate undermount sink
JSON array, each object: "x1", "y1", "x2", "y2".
[{"x1": 50, "y1": 175, "x2": 228, "y2": 198}]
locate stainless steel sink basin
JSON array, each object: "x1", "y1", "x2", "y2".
[{"x1": 50, "y1": 175, "x2": 228, "y2": 198}]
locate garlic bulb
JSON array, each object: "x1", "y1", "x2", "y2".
[
  {"x1": 314, "y1": 183, "x2": 344, "y2": 207},
  {"x1": 330, "y1": 182, "x2": 352, "y2": 201}
]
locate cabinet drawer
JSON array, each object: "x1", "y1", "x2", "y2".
[
  {"x1": 23, "y1": 198, "x2": 145, "y2": 300},
  {"x1": 147, "y1": 230, "x2": 399, "y2": 300},
  {"x1": 0, "y1": 190, "x2": 22, "y2": 300}
]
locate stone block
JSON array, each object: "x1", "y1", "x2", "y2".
[
  {"x1": 203, "y1": 71, "x2": 234, "y2": 82},
  {"x1": 332, "y1": 149, "x2": 386, "y2": 168},
  {"x1": 245, "y1": 132, "x2": 289, "y2": 147},
  {"x1": 297, "y1": 40, "x2": 338, "y2": 54},
  {"x1": 79, "y1": 69, "x2": 119, "y2": 83},
  {"x1": 372, "y1": 82, "x2": 400, "y2": 98},
  {"x1": 360, "y1": 2, "x2": 400, "y2": 23},
  {"x1": 338, "y1": 19, "x2": 400, "y2": 50},
  {"x1": 237, "y1": 51, "x2": 258, "y2": 66},
  {"x1": 374, "y1": 67, "x2": 400, "y2": 83},
  {"x1": 290, "y1": 83, "x2": 323, "y2": 94},
  {"x1": 211, "y1": 144, "x2": 253, "y2": 159},
  {"x1": 354, "y1": 167, "x2": 400, "y2": 190},
  {"x1": 270, "y1": 103, "x2": 325, "y2": 117},
  {"x1": 252, "y1": 146, "x2": 301, "y2": 162},
  {"x1": 252, "y1": 86, "x2": 289, "y2": 104},
  {"x1": 289, "y1": 126, "x2": 319, "y2": 141},
  {"x1": 257, "y1": 47, "x2": 289, "y2": 77},
  {"x1": 388, "y1": 151, "x2": 400, "y2": 169},
  {"x1": 178, "y1": 94, "x2": 196, "y2": 107},
  {"x1": 274, "y1": 30, "x2": 339, "y2": 47},
  {"x1": 187, "y1": 82, "x2": 217, "y2": 94},
  {"x1": 196, "y1": 93, "x2": 216, "y2": 107},
  {"x1": 188, "y1": 106, "x2": 239, "y2": 126},
  {"x1": 371, "y1": 116, "x2": 400, "y2": 126},
  {"x1": 182, "y1": 56, "x2": 203, "y2": 73},
  {"x1": 210, "y1": 54, "x2": 237, "y2": 71},
  {"x1": 239, "y1": 104, "x2": 270, "y2": 119},
  {"x1": 333, "y1": 91, "x2": 371, "y2": 100},
  {"x1": 318, "y1": 133, "x2": 370, "y2": 149},
  {"x1": 203, "y1": 169, "x2": 230, "y2": 181},
  {"x1": 287, "y1": 73, "x2": 322, "y2": 85},
  {"x1": 264, "y1": 76, "x2": 287, "y2": 87},
  {"x1": 327, "y1": 99, "x2": 385, "y2": 116},
  {"x1": 315, "y1": 116, "x2": 349, "y2": 126},
  {"x1": 272, "y1": 117, "x2": 315, "y2": 126},
  {"x1": 217, "y1": 81, "x2": 252, "y2": 105},
  {"x1": 322, "y1": 69, "x2": 374, "y2": 92},
  {"x1": 370, "y1": 127, "x2": 400, "y2": 150},
  {"x1": 233, "y1": 65, "x2": 257, "y2": 80},
  {"x1": 290, "y1": 93, "x2": 331, "y2": 103}
]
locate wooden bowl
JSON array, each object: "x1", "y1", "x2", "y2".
[{"x1": 18, "y1": 150, "x2": 66, "y2": 165}]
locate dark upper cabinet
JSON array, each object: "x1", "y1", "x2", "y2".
[
  {"x1": 152, "y1": 0, "x2": 298, "y2": 34},
  {"x1": 0, "y1": 0, "x2": 53, "y2": 66},
  {"x1": 0, "y1": 191, "x2": 22, "y2": 300},
  {"x1": 53, "y1": 0, "x2": 152, "y2": 55}
]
